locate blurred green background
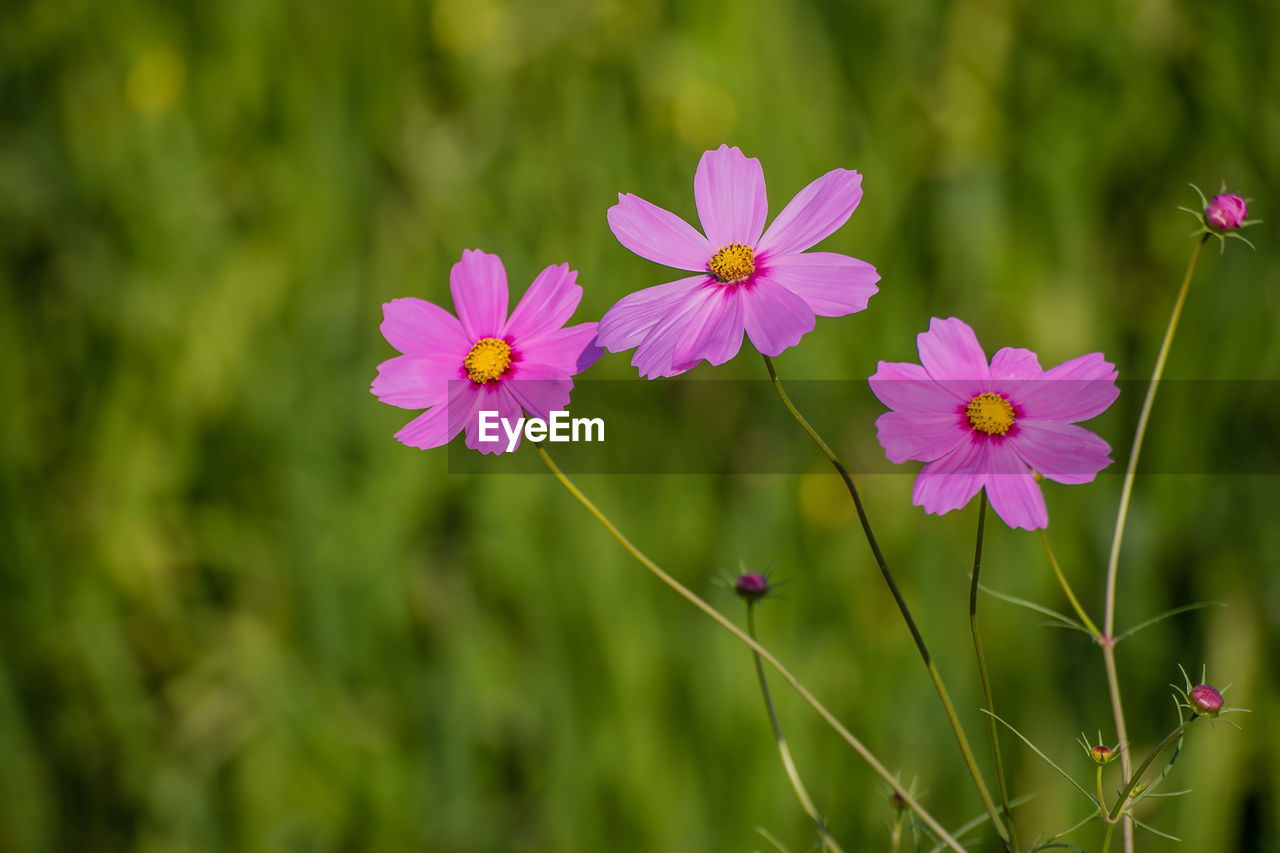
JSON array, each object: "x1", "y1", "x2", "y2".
[{"x1": 3, "y1": 0, "x2": 1278, "y2": 850}]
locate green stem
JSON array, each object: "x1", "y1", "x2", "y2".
[
  {"x1": 1096, "y1": 765, "x2": 1107, "y2": 817},
  {"x1": 761, "y1": 355, "x2": 1009, "y2": 848},
  {"x1": 1108, "y1": 717, "x2": 1196, "y2": 821},
  {"x1": 748, "y1": 603, "x2": 845, "y2": 853},
  {"x1": 1101, "y1": 234, "x2": 1208, "y2": 853},
  {"x1": 1038, "y1": 530, "x2": 1102, "y2": 638},
  {"x1": 1099, "y1": 715, "x2": 1198, "y2": 853},
  {"x1": 534, "y1": 444, "x2": 970, "y2": 853},
  {"x1": 970, "y1": 491, "x2": 1019, "y2": 852}
]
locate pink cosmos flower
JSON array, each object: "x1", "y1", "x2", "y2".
[
  {"x1": 598, "y1": 144, "x2": 880, "y2": 378},
  {"x1": 372, "y1": 249, "x2": 601, "y2": 454},
  {"x1": 869, "y1": 318, "x2": 1120, "y2": 530}
]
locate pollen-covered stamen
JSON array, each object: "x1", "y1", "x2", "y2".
[
  {"x1": 464, "y1": 337, "x2": 512, "y2": 384},
  {"x1": 708, "y1": 241, "x2": 756, "y2": 283},
  {"x1": 966, "y1": 392, "x2": 1016, "y2": 436}
]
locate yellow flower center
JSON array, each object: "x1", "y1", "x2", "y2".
[
  {"x1": 965, "y1": 392, "x2": 1016, "y2": 436},
  {"x1": 708, "y1": 242, "x2": 756, "y2": 283},
  {"x1": 464, "y1": 337, "x2": 512, "y2": 384}
]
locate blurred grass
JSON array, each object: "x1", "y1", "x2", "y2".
[{"x1": 2, "y1": 0, "x2": 1279, "y2": 850}]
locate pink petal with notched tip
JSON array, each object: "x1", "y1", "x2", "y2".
[
  {"x1": 379, "y1": 297, "x2": 470, "y2": 359},
  {"x1": 874, "y1": 411, "x2": 968, "y2": 465},
  {"x1": 984, "y1": 442, "x2": 1049, "y2": 530},
  {"x1": 671, "y1": 286, "x2": 746, "y2": 370},
  {"x1": 465, "y1": 383, "x2": 525, "y2": 454},
  {"x1": 756, "y1": 168, "x2": 863, "y2": 256},
  {"x1": 694, "y1": 145, "x2": 768, "y2": 249},
  {"x1": 607, "y1": 194, "x2": 710, "y2": 271},
  {"x1": 1016, "y1": 353, "x2": 1119, "y2": 422},
  {"x1": 742, "y1": 277, "x2": 816, "y2": 357},
  {"x1": 450, "y1": 249, "x2": 509, "y2": 340},
  {"x1": 912, "y1": 437, "x2": 988, "y2": 516},
  {"x1": 763, "y1": 252, "x2": 879, "y2": 317},
  {"x1": 597, "y1": 276, "x2": 707, "y2": 354},
  {"x1": 371, "y1": 353, "x2": 460, "y2": 410},
  {"x1": 917, "y1": 317, "x2": 989, "y2": 399},
  {"x1": 1011, "y1": 420, "x2": 1112, "y2": 485},
  {"x1": 395, "y1": 380, "x2": 482, "y2": 451},
  {"x1": 504, "y1": 263, "x2": 582, "y2": 342},
  {"x1": 503, "y1": 362, "x2": 575, "y2": 424},
  {"x1": 870, "y1": 361, "x2": 967, "y2": 412},
  {"x1": 520, "y1": 323, "x2": 601, "y2": 375}
]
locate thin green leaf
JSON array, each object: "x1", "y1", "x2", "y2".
[
  {"x1": 926, "y1": 793, "x2": 1039, "y2": 853},
  {"x1": 1116, "y1": 601, "x2": 1226, "y2": 642},
  {"x1": 1135, "y1": 788, "x2": 1191, "y2": 799},
  {"x1": 754, "y1": 827, "x2": 792, "y2": 853},
  {"x1": 982, "y1": 711, "x2": 1100, "y2": 807},
  {"x1": 1132, "y1": 815, "x2": 1181, "y2": 842},
  {"x1": 980, "y1": 584, "x2": 1091, "y2": 635},
  {"x1": 1050, "y1": 811, "x2": 1102, "y2": 840}
]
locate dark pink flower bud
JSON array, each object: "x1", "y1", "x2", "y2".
[
  {"x1": 1205, "y1": 194, "x2": 1248, "y2": 231},
  {"x1": 734, "y1": 572, "x2": 770, "y2": 601},
  {"x1": 1089, "y1": 744, "x2": 1117, "y2": 765},
  {"x1": 1189, "y1": 683, "x2": 1224, "y2": 717}
]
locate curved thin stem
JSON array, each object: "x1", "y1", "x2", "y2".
[
  {"x1": 969, "y1": 491, "x2": 1019, "y2": 852},
  {"x1": 761, "y1": 355, "x2": 1008, "y2": 848},
  {"x1": 1101, "y1": 234, "x2": 1208, "y2": 853},
  {"x1": 748, "y1": 603, "x2": 845, "y2": 853},
  {"x1": 534, "y1": 444, "x2": 970, "y2": 853},
  {"x1": 1038, "y1": 531, "x2": 1101, "y2": 639}
]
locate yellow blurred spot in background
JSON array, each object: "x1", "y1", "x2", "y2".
[
  {"x1": 672, "y1": 79, "x2": 737, "y2": 148},
  {"x1": 126, "y1": 45, "x2": 185, "y2": 116},
  {"x1": 433, "y1": 0, "x2": 501, "y2": 55},
  {"x1": 798, "y1": 470, "x2": 855, "y2": 528}
]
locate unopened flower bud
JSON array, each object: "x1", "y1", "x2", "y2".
[
  {"x1": 1189, "y1": 683, "x2": 1224, "y2": 717},
  {"x1": 889, "y1": 791, "x2": 907, "y2": 811},
  {"x1": 1205, "y1": 194, "x2": 1248, "y2": 231},
  {"x1": 734, "y1": 572, "x2": 770, "y2": 601},
  {"x1": 1089, "y1": 744, "x2": 1117, "y2": 765}
]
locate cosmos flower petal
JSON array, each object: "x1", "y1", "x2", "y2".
[
  {"x1": 1018, "y1": 353, "x2": 1120, "y2": 422},
  {"x1": 450, "y1": 249, "x2": 509, "y2": 340},
  {"x1": 503, "y1": 362, "x2": 575, "y2": 424},
  {"x1": 380, "y1": 297, "x2": 470, "y2": 358},
  {"x1": 917, "y1": 317, "x2": 989, "y2": 398},
  {"x1": 869, "y1": 361, "x2": 968, "y2": 411},
  {"x1": 694, "y1": 144, "x2": 768, "y2": 249},
  {"x1": 520, "y1": 323, "x2": 602, "y2": 374},
  {"x1": 607, "y1": 194, "x2": 710, "y2": 270},
  {"x1": 763, "y1": 252, "x2": 879, "y2": 318},
  {"x1": 988, "y1": 347, "x2": 1043, "y2": 381},
  {"x1": 465, "y1": 384, "x2": 525, "y2": 454},
  {"x1": 504, "y1": 263, "x2": 582, "y2": 341},
  {"x1": 875, "y1": 412, "x2": 968, "y2": 464},
  {"x1": 394, "y1": 380, "x2": 478, "y2": 451},
  {"x1": 672, "y1": 286, "x2": 746, "y2": 369},
  {"x1": 1012, "y1": 420, "x2": 1113, "y2": 485},
  {"x1": 742, "y1": 277, "x2": 816, "y2": 357},
  {"x1": 757, "y1": 168, "x2": 863, "y2": 256},
  {"x1": 597, "y1": 275, "x2": 708, "y2": 354},
  {"x1": 371, "y1": 354, "x2": 458, "y2": 410},
  {"x1": 912, "y1": 438, "x2": 987, "y2": 515},
  {"x1": 631, "y1": 284, "x2": 725, "y2": 378},
  {"x1": 984, "y1": 443, "x2": 1049, "y2": 529}
]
